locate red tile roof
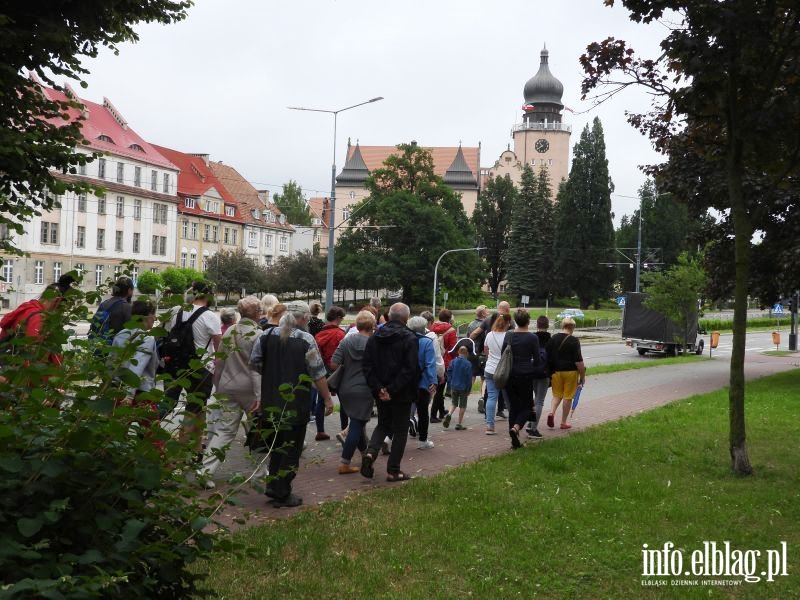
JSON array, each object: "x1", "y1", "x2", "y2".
[
  {"x1": 41, "y1": 85, "x2": 177, "y2": 170},
  {"x1": 308, "y1": 197, "x2": 330, "y2": 228},
  {"x1": 151, "y1": 145, "x2": 237, "y2": 204},
  {"x1": 345, "y1": 144, "x2": 480, "y2": 180}
]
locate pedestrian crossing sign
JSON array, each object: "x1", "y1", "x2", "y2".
[{"x1": 773, "y1": 303, "x2": 784, "y2": 315}]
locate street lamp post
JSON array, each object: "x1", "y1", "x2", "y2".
[
  {"x1": 433, "y1": 247, "x2": 485, "y2": 316},
  {"x1": 288, "y1": 96, "x2": 383, "y2": 310}
]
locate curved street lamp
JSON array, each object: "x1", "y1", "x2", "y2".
[{"x1": 433, "y1": 247, "x2": 485, "y2": 316}]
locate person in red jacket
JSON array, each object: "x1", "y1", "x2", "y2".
[
  {"x1": 0, "y1": 284, "x2": 65, "y2": 383},
  {"x1": 313, "y1": 305, "x2": 346, "y2": 440},
  {"x1": 429, "y1": 309, "x2": 458, "y2": 422}
]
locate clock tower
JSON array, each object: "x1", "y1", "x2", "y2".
[{"x1": 511, "y1": 46, "x2": 571, "y2": 199}]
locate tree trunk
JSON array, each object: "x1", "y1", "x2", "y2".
[{"x1": 728, "y1": 139, "x2": 753, "y2": 475}]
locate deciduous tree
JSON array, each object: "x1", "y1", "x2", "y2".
[
  {"x1": 272, "y1": 180, "x2": 312, "y2": 226},
  {"x1": 472, "y1": 174, "x2": 516, "y2": 296}
]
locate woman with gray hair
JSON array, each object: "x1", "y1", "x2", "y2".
[
  {"x1": 198, "y1": 295, "x2": 263, "y2": 487},
  {"x1": 330, "y1": 310, "x2": 376, "y2": 474},
  {"x1": 219, "y1": 307, "x2": 237, "y2": 335}
]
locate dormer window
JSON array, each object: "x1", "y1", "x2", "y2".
[
  {"x1": 251, "y1": 209, "x2": 260, "y2": 220},
  {"x1": 206, "y1": 200, "x2": 219, "y2": 214},
  {"x1": 129, "y1": 143, "x2": 145, "y2": 152},
  {"x1": 312, "y1": 217, "x2": 321, "y2": 226},
  {"x1": 98, "y1": 134, "x2": 115, "y2": 144},
  {"x1": 184, "y1": 198, "x2": 197, "y2": 209},
  {"x1": 279, "y1": 214, "x2": 286, "y2": 224},
  {"x1": 225, "y1": 205, "x2": 235, "y2": 217}
]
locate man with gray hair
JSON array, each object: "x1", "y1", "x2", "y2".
[
  {"x1": 250, "y1": 300, "x2": 334, "y2": 507},
  {"x1": 360, "y1": 302, "x2": 419, "y2": 481}
]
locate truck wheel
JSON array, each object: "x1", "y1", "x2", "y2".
[
  {"x1": 696, "y1": 339, "x2": 705, "y2": 355},
  {"x1": 637, "y1": 348, "x2": 647, "y2": 356},
  {"x1": 666, "y1": 345, "x2": 677, "y2": 357}
]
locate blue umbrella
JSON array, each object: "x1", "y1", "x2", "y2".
[{"x1": 570, "y1": 385, "x2": 583, "y2": 414}]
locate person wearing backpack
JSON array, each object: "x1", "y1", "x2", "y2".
[
  {"x1": 428, "y1": 309, "x2": 457, "y2": 423},
  {"x1": 88, "y1": 276, "x2": 134, "y2": 345},
  {"x1": 526, "y1": 315, "x2": 552, "y2": 438},
  {"x1": 160, "y1": 280, "x2": 222, "y2": 458}
]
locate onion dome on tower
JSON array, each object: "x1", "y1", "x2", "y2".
[{"x1": 522, "y1": 46, "x2": 564, "y2": 124}]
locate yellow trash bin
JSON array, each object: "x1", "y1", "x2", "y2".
[
  {"x1": 710, "y1": 331, "x2": 720, "y2": 349},
  {"x1": 772, "y1": 331, "x2": 781, "y2": 348}
]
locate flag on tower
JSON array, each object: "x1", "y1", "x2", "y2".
[{"x1": 522, "y1": 103, "x2": 535, "y2": 112}]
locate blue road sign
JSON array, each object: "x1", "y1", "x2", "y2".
[
  {"x1": 773, "y1": 303, "x2": 784, "y2": 315},
  {"x1": 617, "y1": 296, "x2": 626, "y2": 307}
]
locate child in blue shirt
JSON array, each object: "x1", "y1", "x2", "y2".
[{"x1": 443, "y1": 346, "x2": 474, "y2": 430}]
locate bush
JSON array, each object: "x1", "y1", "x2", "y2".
[{"x1": 0, "y1": 274, "x2": 232, "y2": 598}]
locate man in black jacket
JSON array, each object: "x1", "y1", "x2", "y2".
[{"x1": 361, "y1": 302, "x2": 419, "y2": 482}]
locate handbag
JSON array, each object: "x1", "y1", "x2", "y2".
[
  {"x1": 492, "y1": 333, "x2": 514, "y2": 389},
  {"x1": 327, "y1": 366, "x2": 344, "y2": 394}
]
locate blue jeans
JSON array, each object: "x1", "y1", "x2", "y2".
[
  {"x1": 341, "y1": 417, "x2": 368, "y2": 463},
  {"x1": 485, "y1": 373, "x2": 499, "y2": 428},
  {"x1": 532, "y1": 377, "x2": 549, "y2": 427}
]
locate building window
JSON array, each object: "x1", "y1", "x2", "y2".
[
  {"x1": 248, "y1": 231, "x2": 257, "y2": 248},
  {"x1": 74, "y1": 263, "x2": 85, "y2": 276},
  {"x1": 76, "y1": 226, "x2": 86, "y2": 248},
  {"x1": 203, "y1": 224, "x2": 210, "y2": 241},
  {"x1": 98, "y1": 158, "x2": 106, "y2": 179},
  {"x1": 97, "y1": 228, "x2": 105, "y2": 250},
  {"x1": 77, "y1": 193, "x2": 87, "y2": 212},
  {"x1": 1, "y1": 260, "x2": 12, "y2": 284},
  {"x1": 153, "y1": 203, "x2": 167, "y2": 225},
  {"x1": 265, "y1": 234, "x2": 273, "y2": 249},
  {"x1": 202, "y1": 257, "x2": 208, "y2": 271},
  {"x1": 163, "y1": 173, "x2": 170, "y2": 194},
  {"x1": 151, "y1": 235, "x2": 159, "y2": 255},
  {"x1": 206, "y1": 200, "x2": 219, "y2": 214},
  {"x1": 180, "y1": 252, "x2": 187, "y2": 268},
  {"x1": 279, "y1": 236, "x2": 288, "y2": 252},
  {"x1": 211, "y1": 225, "x2": 218, "y2": 243},
  {"x1": 114, "y1": 265, "x2": 121, "y2": 278},
  {"x1": 224, "y1": 227, "x2": 231, "y2": 245},
  {"x1": 134, "y1": 166, "x2": 142, "y2": 187},
  {"x1": 116, "y1": 196, "x2": 124, "y2": 217},
  {"x1": 34, "y1": 260, "x2": 44, "y2": 285},
  {"x1": 189, "y1": 251, "x2": 196, "y2": 269},
  {"x1": 190, "y1": 222, "x2": 198, "y2": 240},
  {"x1": 95, "y1": 265, "x2": 104, "y2": 287},
  {"x1": 150, "y1": 170, "x2": 157, "y2": 191},
  {"x1": 265, "y1": 255, "x2": 273, "y2": 266},
  {"x1": 160, "y1": 236, "x2": 167, "y2": 256},
  {"x1": 182, "y1": 220, "x2": 189, "y2": 238},
  {"x1": 78, "y1": 163, "x2": 87, "y2": 176},
  {"x1": 231, "y1": 229, "x2": 237, "y2": 245},
  {"x1": 116, "y1": 162, "x2": 124, "y2": 183},
  {"x1": 132, "y1": 232, "x2": 140, "y2": 253},
  {"x1": 133, "y1": 198, "x2": 142, "y2": 220},
  {"x1": 342, "y1": 207, "x2": 350, "y2": 221},
  {"x1": 41, "y1": 222, "x2": 59, "y2": 245},
  {"x1": 185, "y1": 198, "x2": 196, "y2": 209},
  {"x1": 115, "y1": 230, "x2": 123, "y2": 252},
  {"x1": 225, "y1": 205, "x2": 235, "y2": 217},
  {"x1": 53, "y1": 262, "x2": 62, "y2": 283},
  {"x1": 97, "y1": 196, "x2": 106, "y2": 215},
  {"x1": 131, "y1": 266, "x2": 138, "y2": 287}
]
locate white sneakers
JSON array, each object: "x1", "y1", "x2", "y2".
[{"x1": 417, "y1": 439, "x2": 434, "y2": 450}]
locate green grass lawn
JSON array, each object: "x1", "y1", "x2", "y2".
[{"x1": 202, "y1": 371, "x2": 799, "y2": 599}]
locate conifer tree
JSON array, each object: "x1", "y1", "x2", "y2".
[
  {"x1": 532, "y1": 166, "x2": 556, "y2": 302},
  {"x1": 506, "y1": 164, "x2": 539, "y2": 301},
  {"x1": 554, "y1": 117, "x2": 615, "y2": 308}
]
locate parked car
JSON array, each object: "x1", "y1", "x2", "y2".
[{"x1": 556, "y1": 308, "x2": 585, "y2": 319}]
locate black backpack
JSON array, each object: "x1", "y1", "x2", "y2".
[
  {"x1": 88, "y1": 297, "x2": 125, "y2": 345},
  {"x1": 159, "y1": 307, "x2": 209, "y2": 373},
  {"x1": 531, "y1": 345, "x2": 549, "y2": 378}
]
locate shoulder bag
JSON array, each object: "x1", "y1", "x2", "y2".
[{"x1": 493, "y1": 332, "x2": 514, "y2": 389}]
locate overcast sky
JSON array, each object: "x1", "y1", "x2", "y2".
[{"x1": 79, "y1": 0, "x2": 670, "y2": 225}]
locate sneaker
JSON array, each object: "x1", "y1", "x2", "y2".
[
  {"x1": 560, "y1": 423, "x2": 572, "y2": 430},
  {"x1": 335, "y1": 431, "x2": 347, "y2": 445},
  {"x1": 529, "y1": 428, "x2": 543, "y2": 438},
  {"x1": 315, "y1": 432, "x2": 330, "y2": 441},
  {"x1": 418, "y1": 439, "x2": 434, "y2": 450},
  {"x1": 269, "y1": 493, "x2": 303, "y2": 508},
  {"x1": 546, "y1": 414, "x2": 555, "y2": 429},
  {"x1": 360, "y1": 452, "x2": 376, "y2": 479},
  {"x1": 496, "y1": 411, "x2": 507, "y2": 420},
  {"x1": 408, "y1": 417, "x2": 418, "y2": 438},
  {"x1": 442, "y1": 413, "x2": 452, "y2": 428},
  {"x1": 430, "y1": 417, "x2": 442, "y2": 423},
  {"x1": 485, "y1": 427, "x2": 496, "y2": 435},
  {"x1": 477, "y1": 398, "x2": 485, "y2": 414},
  {"x1": 454, "y1": 423, "x2": 466, "y2": 431}
]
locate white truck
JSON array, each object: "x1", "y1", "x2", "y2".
[{"x1": 622, "y1": 292, "x2": 705, "y2": 356}]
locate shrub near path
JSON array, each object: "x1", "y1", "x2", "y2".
[{"x1": 203, "y1": 370, "x2": 799, "y2": 599}]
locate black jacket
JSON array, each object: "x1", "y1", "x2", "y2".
[{"x1": 363, "y1": 320, "x2": 419, "y2": 403}]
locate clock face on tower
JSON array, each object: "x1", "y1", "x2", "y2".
[{"x1": 535, "y1": 138, "x2": 550, "y2": 153}]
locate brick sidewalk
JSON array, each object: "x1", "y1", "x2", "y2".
[{"x1": 206, "y1": 353, "x2": 799, "y2": 528}]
